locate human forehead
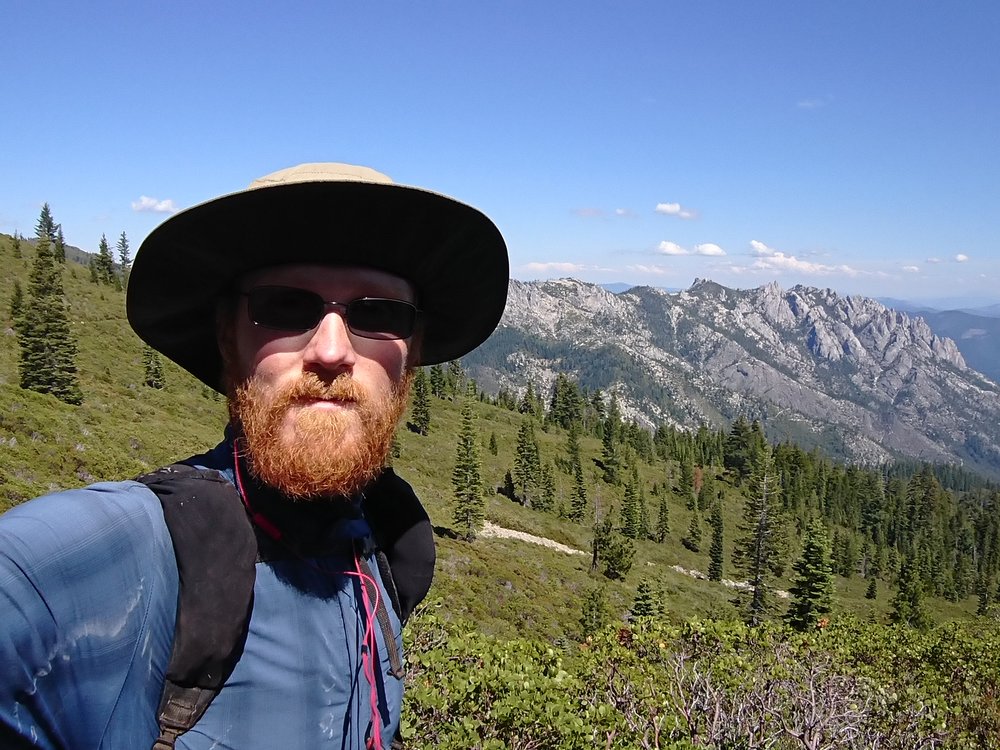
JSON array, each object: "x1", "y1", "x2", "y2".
[{"x1": 238, "y1": 264, "x2": 417, "y2": 303}]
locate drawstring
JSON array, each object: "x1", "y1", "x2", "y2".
[{"x1": 232, "y1": 442, "x2": 386, "y2": 750}]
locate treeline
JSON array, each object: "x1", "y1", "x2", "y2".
[{"x1": 414, "y1": 363, "x2": 1000, "y2": 630}]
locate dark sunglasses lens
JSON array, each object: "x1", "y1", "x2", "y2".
[
  {"x1": 248, "y1": 287, "x2": 322, "y2": 330},
  {"x1": 347, "y1": 299, "x2": 416, "y2": 339}
]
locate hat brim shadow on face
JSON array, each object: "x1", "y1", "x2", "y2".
[{"x1": 127, "y1": 179, "x2": 509, "y2": 393}]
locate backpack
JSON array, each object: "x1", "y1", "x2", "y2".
[{"x1": 136, "y1": 464, "x2": 435, "y2": 750}]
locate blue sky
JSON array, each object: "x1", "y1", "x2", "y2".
[{"x1": 2, "y1": 1, "x2": 998, "y2": 304}]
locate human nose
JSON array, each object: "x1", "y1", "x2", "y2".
[{"x1": 302, "y1": 308, "x2": 358, "y2": 372}]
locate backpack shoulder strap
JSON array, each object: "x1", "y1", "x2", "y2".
[
  {"x1": 136, "y1": 464, "x2": 258, "y2": 750},
  {"x1": 363, "y1": 468, "x2": 436, "y2": 624}
]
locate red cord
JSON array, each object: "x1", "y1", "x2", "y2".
[{"x1": 232, "y1": 442, "x2": 385, "y2": 749}]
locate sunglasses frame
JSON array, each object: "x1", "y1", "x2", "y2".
[{"x1": 242, "y1": 286, "x2": 420, "y2": 341}]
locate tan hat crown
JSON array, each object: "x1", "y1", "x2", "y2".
[{"x1": 248, "y1": 163, "x2": 395, "y2": 190}]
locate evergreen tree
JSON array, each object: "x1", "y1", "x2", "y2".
[
  {"x1": 143, "y1": 346, "x2": 165, "y2": 389},
  {"x1": 12, "y1": 231, "x2": 23, "y2": 258},
  {"x1": 116, "y1": 231, "x2": 131, "y2": 284},
  {"x1": 865, "y1": 577, "x2": 878, "y2": 600},
  {"x1": 890, "y1": 557, "x2": 931, "y2": 629},
  {"x1": 94, "y1": 233, "x2": 117, "y2": 286},
  {"x1": 732, "y1": 444, "x2": 785, "y2": 625},
  {"x1": 601, "y1": 524, "x2": 635, "y2": 580},
  {"x1": 446, "y1": 359, "x2": 464, "y2": 397},
  {"x1": 679, "y1": 456, "x2": 696, "y2": 510},
  {"x1": 681, "y1": 513, "x2": 703, "y2": 552},
  {"x1": 488, "y1": 431, "x2": 498, "y2": 456},
  {"x1": 451, "y1": 400, "x2": 484, "y2": 541},
  {"x1": 428, "y1": 364, "x2": 446, "y2": 398},
  {"x1": 621, "y1": 466, "x2": 642, "y2": 539},
  {"x1": 35, "y1": 203, "x2": 56, "y2": 241},
  {"x1": 580, "y1": 584, "x2": 609, "y2": 637},
  {"x1": 600, "y1": 418, "x2": 619, "y2": 484},
  {"x1": 536, "y1": 461, "x2": 556, "y2": 512},
  {"x1": 569, "y1": 459, "x2": 588, "y2": 522},
  {"x1": 9, "y1": 280, "x2": 24, "y2": 326},
  {"x1": 17, "y1": 215, "x2": 82, "y2": 405},
  {"x1": 708, "y1": 502, "x2": 725, "y2": 581},
  {"x1": 566, "y1": 421, "x2": 582, "y2": 473},
  {"x1": 654, "y1": 490, "x2": 670, "y2": 543},
  {"x1": 512, "y1": 418, "x2": 541, "y2": 506},
  {"x1": 54, "y1": 226, "x2": 66, "y2": 263},
  {"x1": 632, "y1": 578, "x2": 662, "y2": 619},
  {"x1": 785, "y1": 518, "x2": 835, "y2": 631},
  {"x1": 409, "y1": 367, "x2": 431, "y2": 435},
  {"x1": 697, "y1": 469, "x2": 716, "y2": 513}
]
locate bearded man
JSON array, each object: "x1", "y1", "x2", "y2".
[{"x1": 0, "y1": 164, "x2": 509, "y2": 750}]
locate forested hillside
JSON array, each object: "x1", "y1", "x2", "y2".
[{"x1": 3, "y1": 221, "x2": 1000, "y2": 748}]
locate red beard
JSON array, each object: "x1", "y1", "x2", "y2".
[{"x1": 229, "y1": 370, "x2": 411, "y2": 499}]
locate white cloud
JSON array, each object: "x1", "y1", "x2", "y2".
[
  {"x1": 926, "y1": 257, "x2": 942, "y2": 264},
  {"x1": 655, "y1": 202, "x2": 696, "y2": 219},
  {"x1": 747, "y1": 240, "x2": 859, "y2": 276},
  {"x1": 695, "y1": 243, "x2": 726, "y2": 256},
  {"x1": 132, "y1": 196, "x2": 178, "y2": 213},
  {"x1": 627, "y1": 264, "x2": 669, "y2": 275},
  {"x1": 902, "y1": 265, "x2": 920, "y2": 273},
  {"x1": 797, "y1": 95, "x2": 832, "y2": 109},
  {"x1": 955, "y1": 253, "x2": 969, "y2": 262},
  {"x1": 615, "y1": 208, "x2": 637, "y2": 218},
  {"x1": 657, "y1": 241, "x2": 689, "y2": 256}
]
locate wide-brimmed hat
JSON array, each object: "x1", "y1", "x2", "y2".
[{"x1": 127, "y1": 163, "x2": 509, "y2": 392}]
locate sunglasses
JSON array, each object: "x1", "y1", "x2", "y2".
[{"x1": 243, "y1": 286, "x2": 419, "y2": 340}]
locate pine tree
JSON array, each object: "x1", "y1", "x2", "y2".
[
  {"x1": 9, "y1": 280, "x2": 24, "y2": 326},
  {"x1": 451, "y1": 400, "x2": 484, "y2": 541},
  {"x1": 601, "y1": 419, "x2": 619, "y2": 485},
  {"x1": 865, "y1": 577, "x2": 878, "y2": 600},
  {"x1": 632, "y1": 578, "x2": 662, "y2": 619},
  {"x1": 536, "y1": 461, "x2": 556, "y2": 512},
  {"x1": 708, "y1": 502, "x2": 725, "y2": 581},
  {"x1": 679, "y1": 456, "x2": 696, "y2": 510},
  {"x1": 143, "y1": 346, "x2": 165, "y2": 389},
  {"x1": 94, "y1": 233, "x2": 117, "y2": 286},
  {"x1": 681, "y1": 513, "x2": 702, "y2": 553},
  {"x1": 785, "y1": 518, "x2": 835, "y2": 631},
  {"x1": 621, "y1": 466, "x2": 642, "y2": 539},
  {"x1": 512, "y1": 418, "x2": 541, "y2": 506},
  {"x1": 890, "y1": 557, "x2": 931, "y2": 629},
  {"x1": 654, "y1": 491, "x2": 670, "y2": 543},
  {"x1": 116, "y1": 231, "x2": 131, "y2": 284},
  {"x1": 446, "y1": 359, "x2": 465, "y2": 397},
  {"x1": 488, "y1": 431, "x2": 498, "y2": 456},
  {"x1": 11, "y1": 231, "x2": 23, "y2": 258},
  {"x1": 17, "y1": 213, "x2": 82, "y2": 405},
  {"x1": 569, "y1": 459, "x2": 588, "y2": 522},
  {"x1": 732, "y1": 444, "x2": 785, "y2": 625},
  {"x1": 410, "y1": 368, "x2": 431, "y2": 435},
  {"x1": 35, "y1": 203, "x2": 56, "y2": 241},
  {"x1": 428, "y1": 364, "x2": 446, "y2": 398},
  {"x1": 580, "y1": 584, "x2": 609, "y2": 637},
  {"x1": 54, "y1": 226, "x2": 66, "y2": 263}
]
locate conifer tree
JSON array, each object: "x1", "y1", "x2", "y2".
[
  {"x1": 569, "y1": 459, "x2": 588, "y2": 522},
  {"x1": 621, "y1": 467, "x2": 642, "y2": 539},
  {"x1": 632, "y1": 578, "x2": 662, "y2": 619},
  {"x1": 428, "y1": 364, "x2": 446, "y2": 398},
  {"x1": 94, "y1": 233, "x2": 117, "y2": 286},
  {"x1": 17, "y1": 214, "x2": 82, "y2": 405},
  {"x1": 488, "y1": 431, "x2": 498, "y2": 456},
  {"x1": 708, "y1": 502, "x2": 725, "y2": 581},
  {"x1": 732, "y1": 443, "x2": 785, "y2": 625},
  {"x1": 537, "y1": 461, "x2": 556, "y2": 512},
  {"x1": 890, "y1": 556, "x2": 931, "y2": 629},
  {"x1": 679, "y1": 456, "x2": 696, "y2": 510},
  {"x1": 865, "y1": 577, "x2": 878, "y2": 600},
  {"x1": 410, "y1": 367, "x2": 431, "y2": 435},
  {"x1": 682, "y1": 512, "x2": 703, "y2": 552},
  {"x1": 12, "y1": 231, "x2": 23, "y2": 258},
  {"x1": 512, "y1": 418, "x2": 541, "y2": 506},
  {"x1": 54, "y1": 226, "x2": 66, "y2": 263},
  {"x1": 654, "y1": 490, "x2": 670, "y2": 543},
  {"x1": 601, "y1": 419, "x2": 619, "y2": 485},
  {"x1": 9, "y1": 280, "x2": 24, "y2": 326},
  {"x1": 116, "y1": 231, "x2": 132, "y2": 284},
  {"x1": 785, "y1": 518, "x2": 835, "y2": 631},
  {"x1": 446, "y1": 359, "x2": 464, "y2": 397},
  {"x1": 143, "y1": 346, "x2": 165, "y2": 389},
  {"x1": 697, "y1": 469, "x2": 716, "y2": 512},
  {"x1": 451, "y1": 400, "x2": 484, "y2": 541},
  {"x1": 36, "y1": 203, "x2": 56, "y2": 241},
  {"x1": 580, "y1": 584, "x2": 609, "y2": 637},
  {"x1": 566, "y1": 421, "x2": 582, "y2": 473}
]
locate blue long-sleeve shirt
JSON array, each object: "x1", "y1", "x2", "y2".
[{"x1": 0, "y1": 440, "x2": 403, "y2": 749}]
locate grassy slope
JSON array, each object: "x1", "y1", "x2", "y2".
[{"x1": 0, "y1": 233, "x2": 979, "y2": 645}]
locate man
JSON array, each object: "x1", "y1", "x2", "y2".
[{"x1": 0, "y1": 163, "x2": 509, "y2": 749}]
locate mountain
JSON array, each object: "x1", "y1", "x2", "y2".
[
  {"x1": 465, "y1": 278, "x2": 1000, "y2": 478},
  {"x1": 911, "y1": 309, "x2": 1000, "y2": 384}
]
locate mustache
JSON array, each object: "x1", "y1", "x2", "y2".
[{"x1": 285, "y1": 373, "x2": 367, "y2": 403}]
